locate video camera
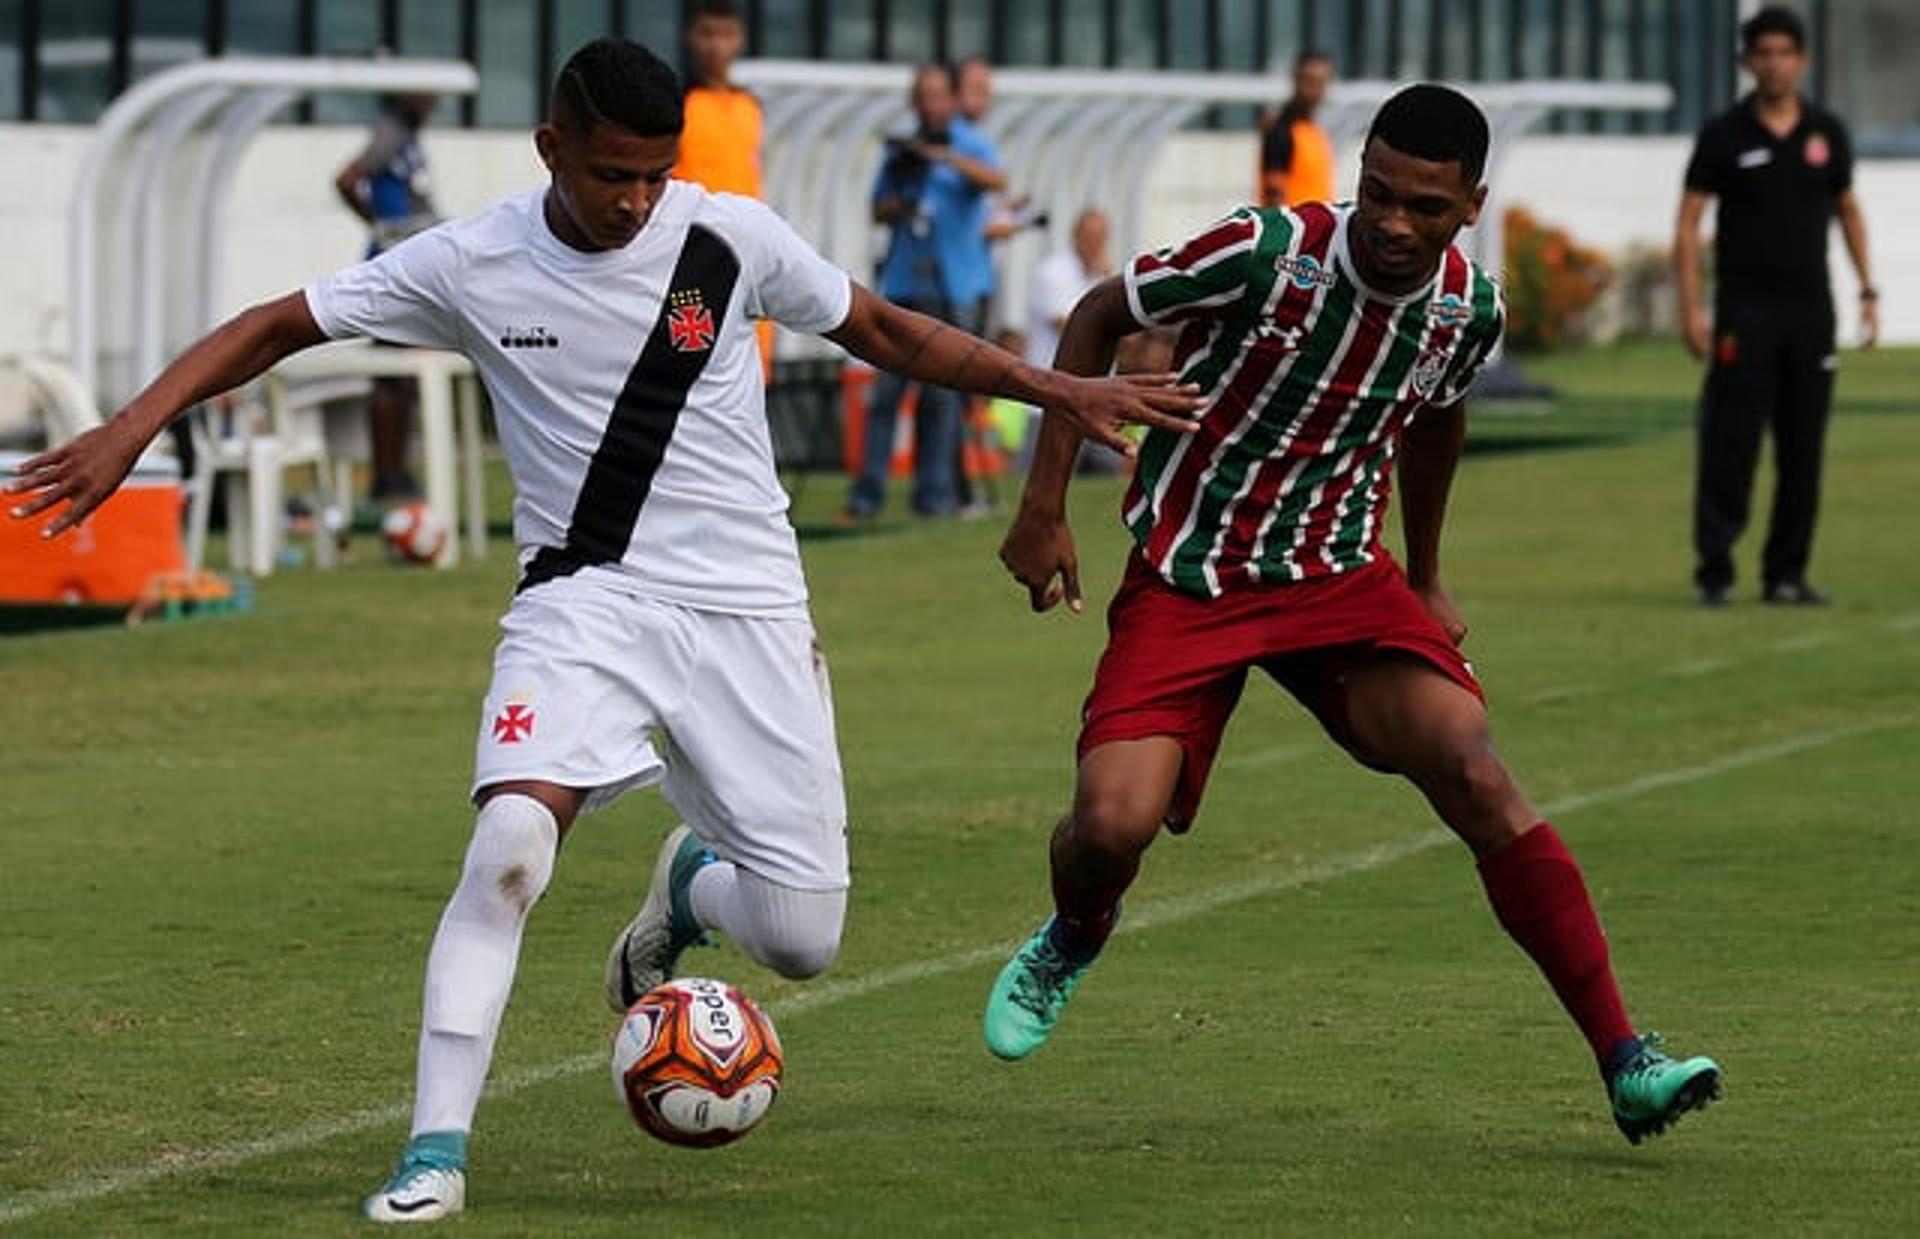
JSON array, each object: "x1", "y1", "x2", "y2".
[{"x1": 882, "y1": 127, "x2": 951, "y2": 184}]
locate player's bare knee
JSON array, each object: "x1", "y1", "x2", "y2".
[
  {"x1": 1070, "y1": 791, "x2": 1164, "y2": 857},
  {"x1": 1426, "y1": 740, "x2": 1509, "y2": 803},
  {"x1": 1421, "y1": 739, "x2": 1532, "y2": 836}
]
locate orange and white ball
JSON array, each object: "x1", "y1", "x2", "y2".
[{"x1": 612, "y1": 977, "x2": 783, "y2": 1148}]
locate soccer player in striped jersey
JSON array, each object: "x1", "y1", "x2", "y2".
[
  {"x1": 9, "y1": 38, "x2": 1202, "y2": 1223},
  {"x1": 983, "y1": 85, "x2": 1722, "y2": 1145}
]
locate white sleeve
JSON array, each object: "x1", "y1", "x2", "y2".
[
  {"x1": 303, "y1": 226, "x2": 462, "y2": 348},
  {"x1": 728, "y1": 197, "x2": 853, "y2": 335}
]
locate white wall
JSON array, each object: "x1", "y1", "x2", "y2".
[{"x1": 0, "y1": 120, "x2": 1912, "y2": 389}]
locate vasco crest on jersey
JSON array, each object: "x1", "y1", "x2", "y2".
[{"x1": 666, "y1": 288, "x2": 717, "y2": 353}]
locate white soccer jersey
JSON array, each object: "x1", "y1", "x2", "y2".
[{"x1": 306, "y1": 181, "x2": 853, "y2": 614}]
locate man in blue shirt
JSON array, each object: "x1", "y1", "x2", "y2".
[
  {"x1": 334, "y1": 92, "x2": 440, "y2": 503},
  {"x1": 844, "y1": 64, "x2": 1005, "y2": 521}
]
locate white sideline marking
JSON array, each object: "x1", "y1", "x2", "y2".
[
  {"x1": 1889, "y1": 613, "x2": 1920, "y2": 633},
  {"x1": 1522, "y1": 683, "x2": 1599, "y2": 707},
  {"x1": 2, "y1": 712, "x2": 1912, "y2": 1228},
  {"x1": 1234, "y1": 742, "x2": 1316, "y2": 769},
  {"x1": 1659, "y1": 658, "x2": 1732, "y2": 678},
  {"x1": 1769, "y1": 633, "x2": 1835, "y2": 653}
]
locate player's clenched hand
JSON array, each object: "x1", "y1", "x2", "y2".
[
  {"x1": 1000, "y1": 507, "x2": 1083, "y2": 614},
  {"x1": 1412, "y1": 579, "x2": 1468, "y2": 645},
  {"x1": 5, "y1": 419, "x2": 146, "y2": 538},
  {"x1": 1049, "y1": 372, "x2": 1202, "y2": 456}
]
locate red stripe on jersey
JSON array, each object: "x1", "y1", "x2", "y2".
[
  {"x1": 1134, "y1": 213, "x2": 1259, "y2": 277},
  {"x1": 1221, "y1": 290, "x2": 1394, "y2": 580},
  {"x1": 1284, "y1": 248, "x2": 1475, "y2": 574},
  {"x1": 1141, "y1": 205, "x2": 1337, "y2": 570},
  {"x1": 1293, "y1": 438, "x2": 1392, "y2": 569}
]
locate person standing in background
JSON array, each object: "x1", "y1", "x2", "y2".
[
  {"x1": 955, "y1": 54, "x2": 993, "y2": 130},
  {"x1": 1258, "y1": 51, "x2": 1335, "y2": 208},
  {"x1": 1673, "y1": 5, "x2": 1875, "y2": 608},
  {"x1": 844, "y1": 64, "x2": 1006, "y2": 522},
  {"x1": 674, "y1": 0, "x2": 760, "y2": 197},
  {"x1": 1026, "y1": 209, "x2": 1117, "y2": 472},
  {"x1": 1026, "y1": 209, "x2": 1113, "y2": 375},
  {"x1": 334, "y1": 90, "x2": 439, "y2": 502},
  {"x1": 674, "y1": 0, "x2": 776, "y2": 379}
]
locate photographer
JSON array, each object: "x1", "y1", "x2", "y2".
[{"x1": 845, "y1": 64, "x2": 1006, "y2": 522}]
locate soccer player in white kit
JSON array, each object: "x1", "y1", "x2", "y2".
[{"x1": 7, "y1": 37, "x2": 1202, "y2": 1225}]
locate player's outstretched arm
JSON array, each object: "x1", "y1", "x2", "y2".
[
  {"x1": 824, "y1": 283, "x2": 1199, "y2": 456},
  {"x1": 1398, "y1": 399, "x2": 1469, "y2": 644},
  {"x1": 1000, "y1": 277, "x2": 1141, "y2": 615},
  {"x1": 7, "y1": 292, "x2": 327, "y2": 537}
]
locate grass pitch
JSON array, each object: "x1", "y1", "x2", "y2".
[{"x1": 3, "y1": 341, "x2": 1917, "y2": 1235}]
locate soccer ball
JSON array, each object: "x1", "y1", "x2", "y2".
[
  {"x1": 611, "y1": 977, "x2": 784, "y2": 1148},
  {"x1": 379, "y1": 500, "x2": 447, "y2": 565}
]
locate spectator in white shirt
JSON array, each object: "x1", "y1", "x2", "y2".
[{"x1": 1025, "y1": 209, "x2": 1119, "y2": 471}]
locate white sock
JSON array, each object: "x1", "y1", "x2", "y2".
[
  {"x1": 411, "y1": 1030, "x2": 493, "y2": 1140},
  {"x1": 689, "y1": 861, "x2": 845, "y2": 980},
  {"x1": 410, "y1": 794, "x2": 558, "y2": 1139}
]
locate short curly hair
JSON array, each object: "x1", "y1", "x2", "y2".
[
  {"x1": 1364, "y1": 83, "x2": 1490, "y2": 187},
  {"x1": 550, "y1": 37, "x2": 683, "y2": 138},
  {"x1": 1741, "y1": 6, "x2": 1806, "y2": 54}
]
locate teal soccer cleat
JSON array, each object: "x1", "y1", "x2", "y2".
[
  {"x1": 1606, "y1": 1032, "x2": 1722, "y2": 1144},
  {"x1": 604, "y1": 823, "x2": 717, "y2": 1012},
  {"x1": 984, "y1": 918, "x2": 1098, "y2": 1061}
]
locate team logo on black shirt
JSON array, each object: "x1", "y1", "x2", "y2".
[{"x1": 1804, "y1": 133, "x2": 1830, "y2": 168}]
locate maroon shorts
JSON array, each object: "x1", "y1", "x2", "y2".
[{"x1": 1078, "y1": 552, "x2": 1483, "y2": 830}]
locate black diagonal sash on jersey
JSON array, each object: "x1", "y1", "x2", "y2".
[{"x1": 518, "y1": 225, "x2": 740, "y2": 594}]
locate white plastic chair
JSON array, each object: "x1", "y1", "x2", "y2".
[
  {"x1": 183, "y1": 380, "x2": 342, "y2": 576},
  {"x1": 4, "y1": 355, "x2": 107, "y2": 444}
]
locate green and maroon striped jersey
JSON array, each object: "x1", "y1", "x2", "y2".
[{"x1": 1120, "y1": 201, "x2": 1505, "y2": 597}]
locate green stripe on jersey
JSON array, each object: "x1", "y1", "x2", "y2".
[
  {"x1": 1129, "y1": 210, "x2": 1294, "y2": 544},
  {"x1": 1321, "y1": 447, "x2": 1394, "y2": 570},
  {"x1": 1134, "y1": 238, "x2": 1257, "y2": 320},
  {"x1": 1164, "y1": 272, "x2": 1358, "y2": 590},
  {"x1": 1255, "y1": 300, "x2": 1423, "y2": 575}
]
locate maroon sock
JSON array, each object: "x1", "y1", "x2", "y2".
[
  {"x1": 1049, "y1": 850, "x2": 1136, "y2": 961},
  {"x1": 1477, "y1": 822, "x2": 1637, "y2": 1066}
]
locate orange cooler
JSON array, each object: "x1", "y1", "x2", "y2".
[{"x1": 0, "y1": 453, "x2": 187, "y2": 605}]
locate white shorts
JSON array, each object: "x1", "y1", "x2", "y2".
[{"x1": 472, "y1": 571, "x2": 849, "y2": 891}]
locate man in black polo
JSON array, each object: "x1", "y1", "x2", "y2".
[{"x1": 1673, "y1": 5, "x2": 1876, "y2": 607}]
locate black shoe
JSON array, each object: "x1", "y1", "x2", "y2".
[
  {"x1": 1696, "y1": 583, "x2": 1731, "y2": 608},
  {"x1": 1762, "y1": 581, "x2": 1829, "y2": 606},
  {"x1": 371, "y1": 470, "x2": 422, "y2": 502}
]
